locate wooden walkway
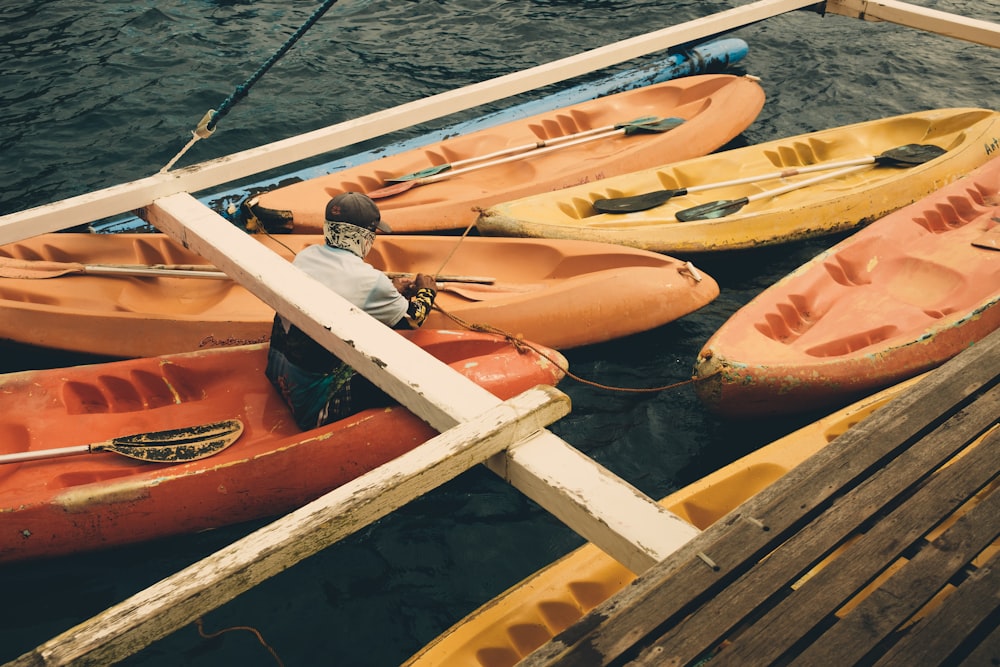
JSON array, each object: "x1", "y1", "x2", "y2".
[{"x1": 524, "y1": 327, "x2": 1000, "y2": 667}]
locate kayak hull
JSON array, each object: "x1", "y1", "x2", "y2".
[
  {"x1": 692, "y1": 155, "x2": 1000, "y2": 418},
  {"x1": 243, "y1": 74, "x2": 765, "y2": 233},
  {"x1": 0, "y1": 330, "x2": 566, "y2": 563},
  {"x1": 0, "y1": 234, "x2": 719, "y2": 356},
  {"x1": 476, "y1": 108, "x2": 1000, "y2": 253}
]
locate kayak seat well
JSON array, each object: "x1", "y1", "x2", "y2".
[
  {"x1": 762, "y1": 138, "x2": 842, "y2": 169},
  {"x1": 876, "y1": 256, "x2": 969, "y2": 312},
  {"x1": 671, "y1": 463, "x2": 788, "y2": 528},
  {"x1": 752, "y1": 270, "x2": 841, "y2": 343},
  {"x1": 132, "y1": 236, "x2": 205, "y2": 266},
  {"x1": 913, "y1": 189, "x2": 997, "y2": 234},
  {"x1": 61, "y1": 366, "x2": 204, "y2": 415},
  {"x1": 804, "y1": 324, "x2": 901, "y2": 358},
  {"x1": 528, "y1": 109, "x2": 592, "y2": 139},
  {"x1": 115, "y1": 280, "x2": 239, "y2": 315}
]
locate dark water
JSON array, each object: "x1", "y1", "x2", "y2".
[{"x1": 1, "y1": 1, "x2": 998, "y2": 665}]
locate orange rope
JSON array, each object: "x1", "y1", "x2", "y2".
[
  {"x1": 195, "y1": 617, "x2": 285, "y2": 666},
  {"x1": 431, "y1": 305, "x2": 712, "y2": 393}
]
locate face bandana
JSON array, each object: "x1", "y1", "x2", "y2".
[{"x1": 324, "y1": 221, "x2": 375, "y2": 258}]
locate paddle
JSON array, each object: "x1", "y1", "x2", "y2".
[
  {"x1": 675, "y1": 164, "x2": 876, "y2": 221},
  {"x1": 0, "y1": 419, "x2": 245, "y2": 464},
  {"x1": 435, "y1": 281, "x2": 542, "y2": 301},
  {"x1": 592, "y1": 144, "x2": 947, "y2": 213},
  {"x1": 0, "y1": 258, "x2": 497, "y2": 285},
  {"x1": 387, "y1": 115, "x2": 663, "y2": 182},
  {"x1": 367, "y1": 116, "x2": 684, "y2": 199},
  {"x1": 0, "y1": 258, "x2": 231, "y2": 280},
  {"x1": 385, "y1": 271, "x2": 495, "y2": 285}
]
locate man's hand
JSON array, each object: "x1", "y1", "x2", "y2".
[
  {"x1": 412, "y1": 273, "x2": 437, "y2": 293},
  {"x1": 393, "y1": 273, "x2": 437, "y2": 298}
]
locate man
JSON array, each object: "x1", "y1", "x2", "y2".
[{"x1": 265, "y1": 192, "x2": 438, "y2": 430}]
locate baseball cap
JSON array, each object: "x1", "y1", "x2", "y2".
[{"x1": 324, "y1": 192, "x2": 392, "y2": 233}]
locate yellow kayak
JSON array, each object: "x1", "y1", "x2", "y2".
[
  {"x1": 402, "y1": 375, "x2": 924, "y2": 667},
  {"x1": 476, "y1": 108, "x2": 1000, "y2": 253}
]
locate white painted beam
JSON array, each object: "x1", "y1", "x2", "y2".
[
  {"x1": 488, "y1": 433, "x2": 701, "y2": 574},
  {"x1": 825, "y1": 0, "x2": 1000, "y2": 47}
]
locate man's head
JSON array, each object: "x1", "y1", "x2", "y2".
[
  {"x1": 324, "y1": 192, "x2": 391, "y2": 233},
  {"x1": 323, "y1": 192, "x2": 390, "y2": 258}
]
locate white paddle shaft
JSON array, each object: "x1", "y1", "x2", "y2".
[
  {"x1": 0, "y1": 445, "x2": 91, "y2": 464},
  {"x1": 745, "y1": 163, "x2": 872, "y2": 203}
]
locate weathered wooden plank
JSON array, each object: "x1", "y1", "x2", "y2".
[
  {"x1": 145, "y1": 193, "x2": 698, "y2": 572},
  {"x1": 6, "y1": 385, "x2": 570, "y2": 667},
  {"x1": 712, "y1": 424, "x2": 1000, "y2": 666},
  {"x1": 521, "y1": 328, "x2": 1000, "y2": 666},
  {"x1": 873, "y1": 551, "x2": 1000, "y2": 667},
  {"x1": 956, "y1": 614, "x2": 1000, "y2": 667},
  {"x1": 633, "y1": 383, "x2": 1000, "y2": 667},
  {"x1": 825, "y1": 0, "x2": 1000, "y2": 48},
  {"x1": 0, "y1": 0, "x2": 821, "y2": 245},
  {"x1": 488, "y1": 438, "x2": 701, "y2": 574},
  {"x1": 791, "y1": 461, "x2": 1000, "y2": 666}
]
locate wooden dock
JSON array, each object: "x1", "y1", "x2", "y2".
[{"x1": 524, "y1": 326, "x2": 1000, "y2": 666}]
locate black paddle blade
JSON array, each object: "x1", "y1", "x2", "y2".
[
  {"x1": 389, "y1": 164, "x2": 451, "y2": 182},
  {"x1": 675, "y1": 197, "x2": 749, "y2": 222},
  {"x1": 593, "y1": 188, "x2": 684, "y2": 214},
  {"x1": 622, "y1": 117, "x2": 684, "y2": 135},
  {"x1": 875, "y1": 144, "x2": 946, "y2": 166},
  {"x1": 99, "y1": 419, "x2": 245, "y2": 462}
]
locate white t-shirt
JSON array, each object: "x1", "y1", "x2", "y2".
[{"x1": 282, "y1": 244, "x2": 408, "y2": 328}]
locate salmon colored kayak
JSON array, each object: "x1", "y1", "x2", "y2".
[
  {"x1": 476, "y1": 108, "x2": 1000, "y2": 253},
  {"x1": 0, "y1": 329, "x2": 566, "y2": 564},
  {"x1": 692, "y1": 155, "x2": 1000, "y2": 418},
  {"x1": 0, "y1": 233, "x2": 719, "y2": 356},
  {"x1": 240, "y1": 74, "x2": 765, "y2": 233},
  {"x1": 402, "y1": 375, "x2": 927, "y2": 667}
]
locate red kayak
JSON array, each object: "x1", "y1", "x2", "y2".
[{"x1": 0, "y1": 330, "x2": 566, "y2": 563}]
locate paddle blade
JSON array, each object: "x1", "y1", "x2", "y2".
[
  {"x1": 368, "y1": 180, "x2": 418, "y2": 199},
  {"x1": 387, "y1": 164, "x2": 452, "y2": 182},
  {"x1": 95, "y1": 419, "x2": 245, "y2": 462},
  {"x1": 622, "y1": 117, "x2": 684, "y2": 135},
  {"x1": 875, "y1": 143, "x2": 946, "y2": 166},
  {"x1": 0, "y1": 258, "x2": 85, "y2": 279},
  {"x1": 593, "y1": 188, "x2": 683, "y2": 214},
  {"x1": 675, "y1": 197, "x2": 749, "y2": 222}
]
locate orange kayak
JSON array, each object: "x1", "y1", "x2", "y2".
[
  {"x1": 0, "y1": 329, "x2": 566, "y2": 564},
  {"x1": 241, "y1": 74, "x2": 765, "y2": 233},
  {"x1": 0, "y1": 233, "x2": 718, "y2": 356},
  {"x1": 692, "y1": 155, "x2": 1000, "y2": 418}
]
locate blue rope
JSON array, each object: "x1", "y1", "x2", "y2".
[{"x1": 206, "y1": 0, "x2": 342, "y2": 132}]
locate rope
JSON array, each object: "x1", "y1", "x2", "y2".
[
  {"x1": 430, "y1": 304, "x2": 709, "y2": 394},
  {"x1": 160, "y1": 0, "x2": 342, "y2": 172},
  {"x1": 433, "y1": 222, "x2": 476, "y2": 276},
  {"x1": 195, "y1": 617, "x2": 284, "y2": 666}
]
